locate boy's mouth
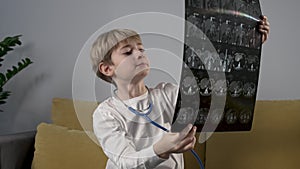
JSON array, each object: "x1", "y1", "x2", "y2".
[{"x1": 136, "y1": 63, "x2": 148, "y2": 67}]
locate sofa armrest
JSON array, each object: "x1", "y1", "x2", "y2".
[{"x1": 0, "y1": 131, "x2": 36, "y2": 169}]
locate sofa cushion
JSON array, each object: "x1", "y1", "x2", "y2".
[
  {"x1": 32, "y1": 123, "x2": 107, "y2": 169},
  {"x1": 205, "y1": 100, "x2": 300, "y2": 169},
  {"x1": 50, "y1": 98, "x2": 207, "y2": 168},
  {"x1": 51, "y1": 98, "x2": 98, "y2": 131}
]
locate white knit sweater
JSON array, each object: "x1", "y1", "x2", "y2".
[{"x1": 93, "y1": 82, "x2": 183, "y2": 169}]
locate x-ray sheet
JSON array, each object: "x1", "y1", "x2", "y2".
[{"x1": 173, "y1": 0, "x2": 262, "y2": 132}]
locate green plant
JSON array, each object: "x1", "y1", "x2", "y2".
[{"x1": 0, "y1": 35, "x2": 33, "y2": 108}]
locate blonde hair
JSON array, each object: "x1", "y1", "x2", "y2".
[{"x1": 90, "y1": 29, "x2": 141, "y2": 83}]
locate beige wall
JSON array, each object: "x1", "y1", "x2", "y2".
[{"x1": 0, "y1": 0, "x2": 299, "y2": 136}]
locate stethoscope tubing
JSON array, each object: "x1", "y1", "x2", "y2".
[{"x1": 128, "y1": 104, "x2": 205, "y2": 169}]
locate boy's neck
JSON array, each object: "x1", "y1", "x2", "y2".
[{"x1": 115, "y1": 82, "x2": 147, "y2": 100}]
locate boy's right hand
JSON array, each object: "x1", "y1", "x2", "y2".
[{"x1": 153, "y1": 124, "x2": 197, "y2": 159}]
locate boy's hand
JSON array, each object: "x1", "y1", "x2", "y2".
[
  {"x1": 259, "y1": 15, "x2": 270, "y2": 43},
  {"x1": 153, "y1": 124, "x2": 197, "y2": 159}
]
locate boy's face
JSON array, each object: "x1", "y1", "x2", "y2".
[{"x1": 110, "y1": 39, "x2": 150, "y2": 84}]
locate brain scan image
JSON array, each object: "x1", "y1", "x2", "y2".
[
  {"x1": 195, "y1": 48, "x2": 205, "y2": 70},
  {"x1": 213, "y1": 79, "x2": 228, "y2": 96},
  {"x1": 184, "y1": 47, "x2": 199, "y2": 68},
  {"x1": 239, "y1": 109, "x2": 252, "y2": 124},
  {"x1": 229, "y1": 81, "x2": 243, "y2": 97},
  {"x1": 220, "y1": 20, "x2": 233, "y2": 44},
  {"x1": 205, "y1": 0, "x2": 219, "y2": 9},
  {"x1": 218, "y1": 48, "x2": 234, "y2": 72},
  {"x1": 221, "y1": 0, "x2": 237, "y2": 10},
  {"x1": 209, "y1": 108, "x2": 224, "y2": 124},
  {"x1": 186, "y1": 13, "x2": 203, "y2": 39},
  {"x1": 243, "y1": 82, "x2": 256, "y2": 97},
  {"x1": 233, "y1": 52, "x2": 246, "y2": 70},
  {"x1": 181, "y1": 76, "x2": 199, "y2": 96},
  {"x1": 204, "y1": 16, "x2": 220, "y2": 42},
  {"x1": 225, "y1": 109, "x2": 238, "y2": 124},
  {"x1": 203, "y1": 49, "x2": 216, "y2": 71},
  {"x1": 187, "y1": 0, "x2": 204, "y2": 9},
  {"x1": 177, "y1": 107, "x2": 198, "y2": 124},
  {"x1": 235, "y1": 23, "x2": 246, "y2": 46},
  {"x1": 246, "y1": 55, "x2": 259, "y2": 72},
  {"x1": 200, "y1": 78, "x2": 213, "y2": 96},
  {"x1": 247, "y1": 0, "x2": 261, "y2": 17},
  {"x1": 197, "y1": 108, "x2": 209, "y2": 124}
]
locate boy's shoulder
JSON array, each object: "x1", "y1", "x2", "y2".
[
  {"x1": 153, "y1": 82, "x2": 178, "y2": 91},
  {"x1": 152, "y1": 82, "x2": 178, "y2": 102},
  {"x1": 94, "y1": 97, "x2": 116, "y2": 113},
  {"x1": 93, "y1": 96, "x2": 125, "y2": 120}
]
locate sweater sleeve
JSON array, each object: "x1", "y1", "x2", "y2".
[
  {"x1": 93, "y1": 105, "x2": 166, "y2": 169},
  {"x1": 156, "y1": 82, "x2": 179, "y2": 109}
]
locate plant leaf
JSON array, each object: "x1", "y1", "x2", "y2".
[
  {"x1": 0, "y1": 35, "x2": 33, "y2": 108},
  {"x1": 0, "y1": 35, "x2": 22, "y2": 58},
  {"x1": 3, "y1": 58, "x2": 33, "y2": 85},
  {"x1": 0, "y1": 90, "x2": 11, "y2": 105},
  {"x1": 0, "y1": 73, "x2": 6, "y2": 87}
]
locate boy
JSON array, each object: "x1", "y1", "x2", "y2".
[
  {"x1": 91, "y1": 29, "x2": 196, "y2": 169},
  {"x1": 91, "y1": 17, "x2": 269, "y2": 169}
]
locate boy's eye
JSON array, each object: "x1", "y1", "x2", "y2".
[
  {"x1": 122, "y1": 48, "x2": 145, "y2": 55},
  {"x1": 124, "y1": 50, "x2": 132, "y2": 55}
]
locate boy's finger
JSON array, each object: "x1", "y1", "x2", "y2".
[
  {"x1": 259, "y1": 25, "x2": 269, "y2": 32},
  {"x1": 179, "y1": 124, "x2": 193, "y2": 139},
  {"x1": 186, "y1": 126, "x2": 197, "y2": 142},
  {"x1": 259, "y1": 15, "x2": 269, "y2": 26},
  {"x1": 179, "y1": 136, "x2": 196, "y2": 152},
  {"x1": 190, "y1": 126, "x2": 197, "y2": 135},
  {"x1": 260, "y1": 15, "x2": 268, "y2": 21},
  {"x1": 265, "y1": 20, "x2": 270, "y2": 26},
  {"x1": 177, "y1": 134, "x2": 195, "y2": 151}
]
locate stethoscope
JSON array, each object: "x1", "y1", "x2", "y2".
[{"x1": 114, "y1": 87, "x2": 205, "y2": 169}]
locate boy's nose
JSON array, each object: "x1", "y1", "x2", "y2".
[{"x1": 133, "y1": 49, "x2": 144, "y2": 59}]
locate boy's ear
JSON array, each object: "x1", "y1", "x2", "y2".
[{"x1": 98, "y1": 62, "x2": 114, "y2": 77}]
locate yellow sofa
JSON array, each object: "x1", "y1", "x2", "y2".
[{"x1": 31, "y1": 98, "x2": 300, "y2": 169}]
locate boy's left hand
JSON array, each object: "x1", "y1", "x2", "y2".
[{"x1": 259, "y1": 15, "x2": 270, "y2": 43}]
